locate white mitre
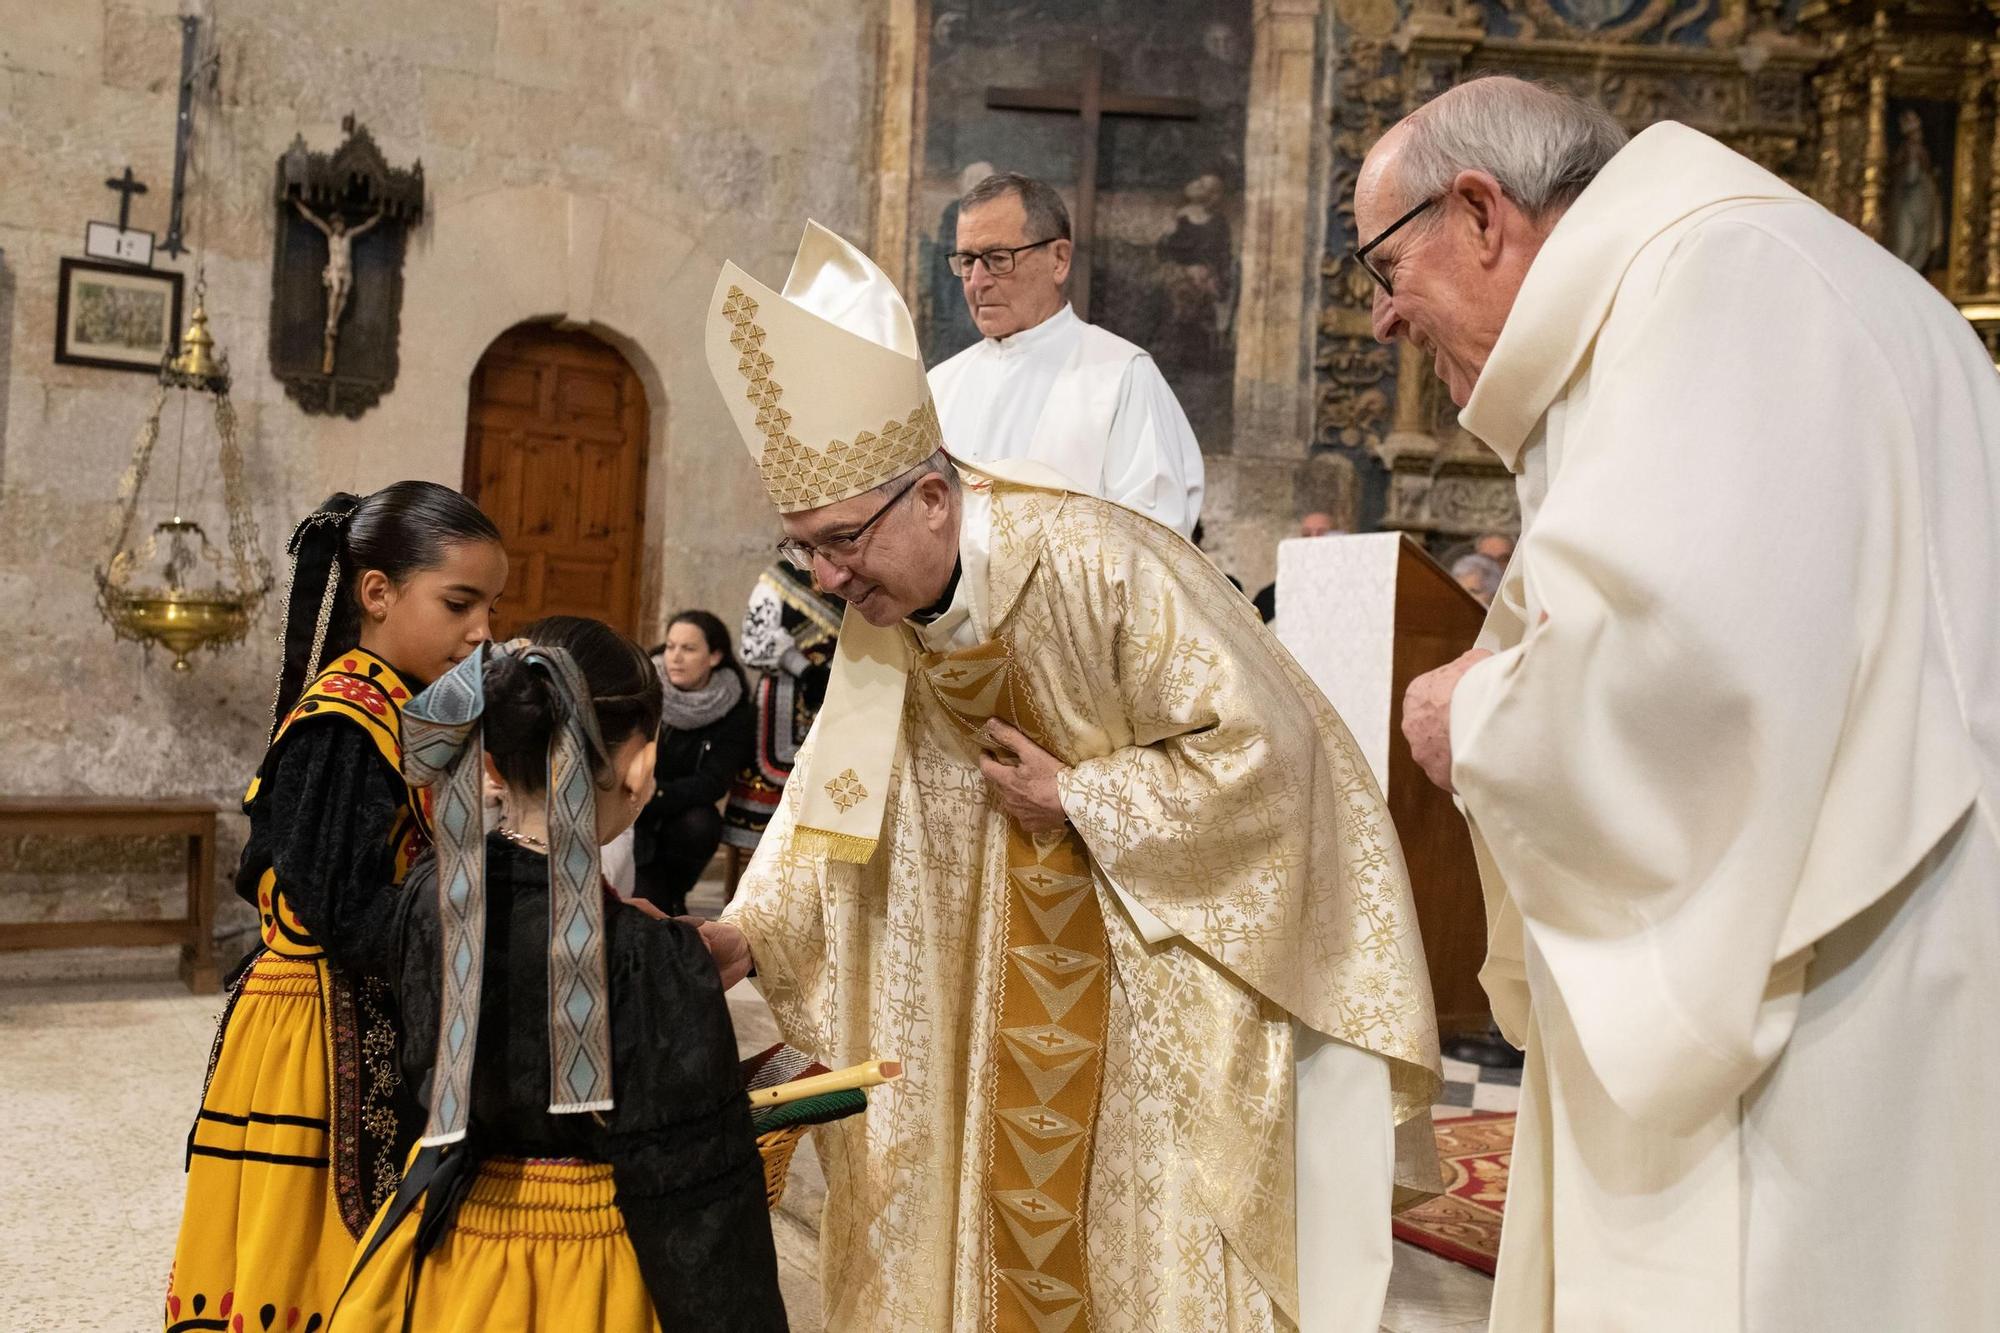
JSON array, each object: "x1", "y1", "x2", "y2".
[
  {"x1": 706, "y1": 221, "x2": 942, "y2": 513},
  {"x1": 704, "y1": 222, "x2": 950, "y2": 864}
]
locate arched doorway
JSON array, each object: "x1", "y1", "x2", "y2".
[{"x1": 463, "y1": 323, "x2": 649, "y2": 640}]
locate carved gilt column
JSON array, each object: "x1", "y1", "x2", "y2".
[
  {"x1": 1951, "y1": 47, "x2": 1987, "y2": 298},
  {"x1": 1812, "y1": 66, "x2": 1848, "y2": 214},
  {"x1": 1859, "y1": 15, "x2": 1891, "y2": 239},
  {"x1": 1988, "y1": 43, "x2": 2000, "y2": 295}
]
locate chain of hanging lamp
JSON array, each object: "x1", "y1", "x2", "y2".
[{"x1": 95, "y1": 2, "x2": 272, "y2": 670}]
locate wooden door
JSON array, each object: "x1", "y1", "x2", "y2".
[{"x1": 463, "y1": 324, "x2": 648, "y2": 640}]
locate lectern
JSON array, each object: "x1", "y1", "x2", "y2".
[{"x1": 1274, "y1": 533, "x2": 1491, "y2": 1033}]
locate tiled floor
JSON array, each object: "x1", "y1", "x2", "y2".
[
  {"x1": 0, "y1": 922, "x2": 1499, "y2": 1330},
  {"x1": 1435, "y1": 1051, "x2": 1524, "y2": 1119}
]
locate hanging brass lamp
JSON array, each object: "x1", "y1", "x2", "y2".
[{"x1": 95, "y1": 287, "x2": 272, "y2": 670}]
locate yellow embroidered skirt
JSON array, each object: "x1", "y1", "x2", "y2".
[
  {"x1": 329, "y1": 1157, "x2": 661, "y2": 1333},
  {"x1": 168, "y1": 955, "x2": 353, "y2": 1332}
]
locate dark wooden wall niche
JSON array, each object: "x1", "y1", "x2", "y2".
[{"x1": 269, "y1": 116, "x2": 424, "y2": 419}]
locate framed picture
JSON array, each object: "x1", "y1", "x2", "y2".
[{"x1": 54, "y1": 257, "x2": 183, "y2": 373}]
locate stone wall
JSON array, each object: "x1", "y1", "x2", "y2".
[{"x1": 0, "y1": 0, "x2": 884, "y2": 933}]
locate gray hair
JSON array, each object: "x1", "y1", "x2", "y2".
[
  {"x1": 1451, "y1": 551, "x2": 1505, "y2": 601},
  {"x1": 1393, "y1": 77, "x2": 1629, "y2": 222},
  {"x1": 959, "y1": 171, "x2": 1072, "y2": 242},
  {"x1": 875, "y1": 449, "x2": 962, "y2": 497}
]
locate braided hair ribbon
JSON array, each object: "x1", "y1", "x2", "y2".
[
  {"x1": 267, "y1": 496, "x2": 359, "y2": 742},
  {"x1": 401, "y1": 640, "x2": 616, "y2": 1145}
]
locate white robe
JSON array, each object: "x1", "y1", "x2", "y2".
[
  {"x1": 928, "y1": 304, "x2": 1206, "y2": 537},
  {"x1": 1449, "y1": 123, "x2": 2000, "y2": 1331}
]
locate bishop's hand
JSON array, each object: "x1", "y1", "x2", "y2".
[
  {"x1": 1401, "y1": 648, "x2": 1494, "y2": 794},
  {"x1": 978, "y1": 719, "x2": 1072, "y2": 835}
]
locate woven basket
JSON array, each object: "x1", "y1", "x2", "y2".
[{"x1": 757, "y1": 1124, "x2": 808, "y2": 1210}]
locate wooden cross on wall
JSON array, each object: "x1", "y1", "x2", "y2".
[{"x1": 985, "y1": 44, "x2": 1199, "y2": 322}]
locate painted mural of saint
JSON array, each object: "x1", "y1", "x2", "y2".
[{"x1": 1155, "y1": 173, "x2": 1235, "y2": 370}]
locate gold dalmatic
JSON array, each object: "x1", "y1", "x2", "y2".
[{"x1": 921, "y1": 640, "x2": 1108, "y2": 1333}]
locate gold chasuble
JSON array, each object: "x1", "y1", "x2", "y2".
[
  {"x1": 726, "y1": 474, "x2": 1443, "y2": 1333},
  {"x1": 707, "y1": 222, "x2": 1440, "y2": 1333}
]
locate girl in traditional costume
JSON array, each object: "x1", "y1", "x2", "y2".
[
  {"x1": 329, "y1": 615, "x2": 786, "y2": 1332},
  {"x1": 167, "y1": 482, "x2": 508, "y2": 1333}
]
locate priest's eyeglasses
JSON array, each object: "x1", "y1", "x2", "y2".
[
  {"x1": 775, "y1": 476, "x2": 922, "y2": 571},
  {"x1": 946, "y1": 238, "x2": 1059, "y2": 278},
  {"x1": 1354, "y1": 197, "x2": 1436, "y2": 296}
]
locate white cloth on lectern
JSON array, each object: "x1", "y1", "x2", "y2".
[{"x1": 1273, "y1": 532, "x2": 1403, "y2": 792}]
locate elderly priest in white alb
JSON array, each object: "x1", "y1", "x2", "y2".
[
  {"x1": 1371, "y1": 78, "x2": 2000, "y2": 1331},
  {"x1": 699, "y1": 221, "x2": 1441, "y2": 1333},
  {"x1": 928, "y1": 171, "x2": 1206, "y2": 537}
]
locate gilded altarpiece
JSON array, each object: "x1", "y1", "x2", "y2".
[
  {"x1": 1800, "y1": 2, "x2": 2000, "y2": 363},
  {"x1": 1317, "y1": 0, "x2": 2000, "y2": 544}
]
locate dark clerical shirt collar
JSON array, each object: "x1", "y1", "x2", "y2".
[{"x1": 908, "y1": 560, "x2": 963, "y2": 626}]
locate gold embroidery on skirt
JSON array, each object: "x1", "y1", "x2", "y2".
[{"x1": 921, "y1": 639, "x2": 1109, "y2": 1333}]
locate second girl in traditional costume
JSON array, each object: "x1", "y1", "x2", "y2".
[
  {"x1": 166, "y1": 482, "x2": 507, "y2": 1333},
  {"x1": 329, "y1": 615, "x2": 786, "y2": 1332}
]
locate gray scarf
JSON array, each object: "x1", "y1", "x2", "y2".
[{"x1": 657, "y1": 662, "x2": 743, "y2": 731}]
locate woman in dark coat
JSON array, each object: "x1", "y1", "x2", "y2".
[{"x1": 632, "y1": 610, "x2": 755, "y2": 916}]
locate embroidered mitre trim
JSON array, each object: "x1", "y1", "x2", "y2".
[{"x1": 722, "y1": 286, "x2": 941, "y2": 513}]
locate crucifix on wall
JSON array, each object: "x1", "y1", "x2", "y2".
[
  {"x1": 985, "y1": 44, "x2": 1199, "y2": 321},
  {"x1": 269, "y1": 116, "x2": 424, "y2": 419}
]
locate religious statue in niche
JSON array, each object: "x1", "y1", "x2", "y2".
[
  {"x1": 1887, "y1": 105, "x2": 1948, "y2": 279},
  {"x1": 269, "y1": 116, "x2": 423, "y2": 418}
]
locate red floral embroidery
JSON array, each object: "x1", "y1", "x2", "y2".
[{"x1": 319, "y1": 675, "x2": 389, "y2": 715}]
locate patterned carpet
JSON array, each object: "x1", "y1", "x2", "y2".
[{"x1": 1394, "y1": 1109, "x2": 1515, "y2": 1275}]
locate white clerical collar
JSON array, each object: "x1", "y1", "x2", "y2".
[{"x1": 986, "y1": 302, "x2": 1079, "y2": 357}]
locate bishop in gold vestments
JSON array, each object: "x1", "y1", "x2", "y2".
[{"x1": 700, "y1": 222, "x2": 1441, "y2": 1333}]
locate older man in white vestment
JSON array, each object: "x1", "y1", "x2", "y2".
[
  {"x1": 697, "y1": 221, "x2": 1441, "y2": 1333},
  {"x1": 1366, "y1": 76, "x2": 2000, "y2": 1331},
  {"x1": 928, "y1": 172, "x2": 1206, "y2": 536}
]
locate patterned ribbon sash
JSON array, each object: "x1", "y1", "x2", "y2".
[
  {"x1": 400, "y1": 642, "x2": 616, "y2": 1144},
  {"x1": 921, "y1": 639, "x2": 1109, "y2": 1333}
]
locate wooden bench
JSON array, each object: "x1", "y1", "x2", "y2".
[{"x1": 0, "y1": 796, "x2": 222, "y2": 993}]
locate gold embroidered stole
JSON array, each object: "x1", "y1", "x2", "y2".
[{"x1": 919, "y1": 638, "x2": 1109, "y2": 1333}]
